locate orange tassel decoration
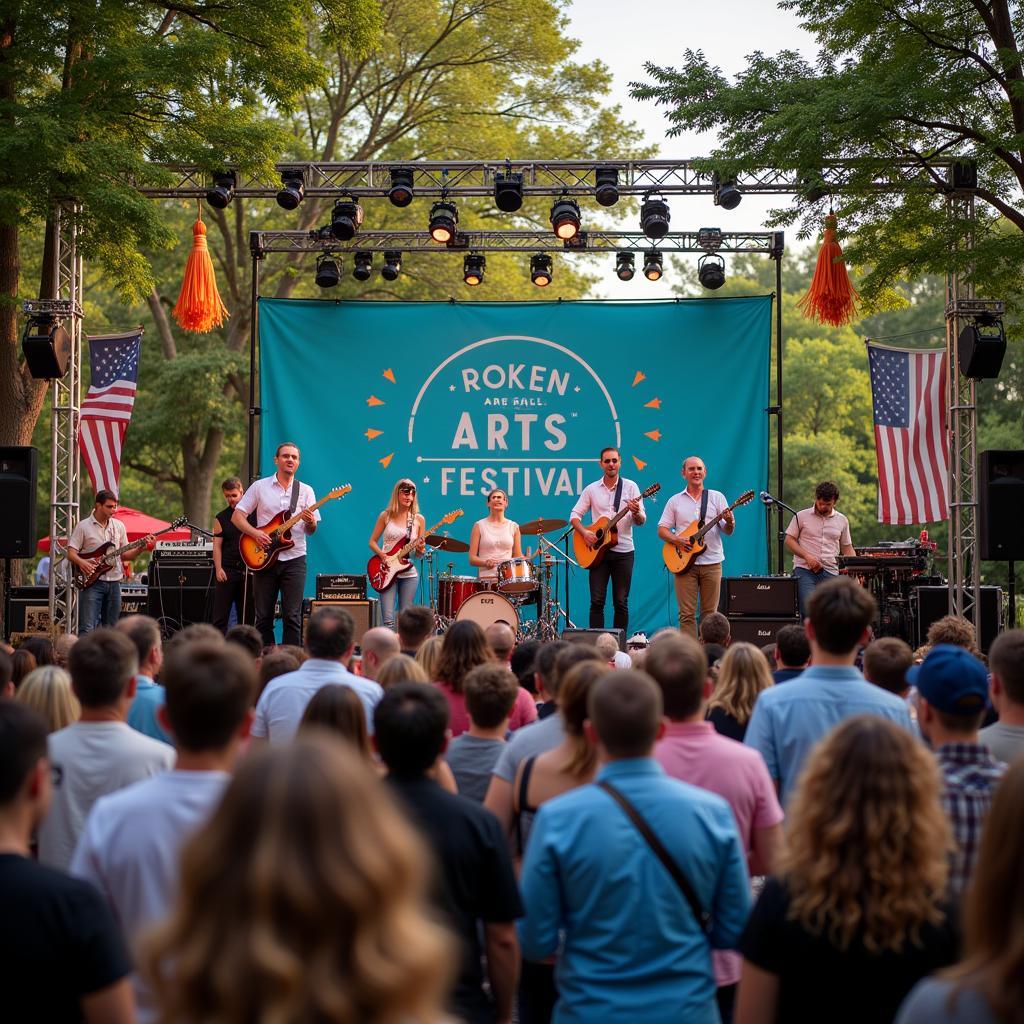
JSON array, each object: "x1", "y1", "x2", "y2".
[
  {"x1": 797, "y1": 212, "x2": 860, "y2": 327},
  {"x1": 172, "y1": 207, "x2": 229, "y2": 333}
]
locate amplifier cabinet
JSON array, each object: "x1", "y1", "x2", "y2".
[
  {"x1": 913, "y1": 586, "x2": 1002, "y2": 654},
  {"x1": 727, "y1": 616, "x2": 801, "y2": 646},
  {"x1": 720, "y1": 576, "x2": 799, "y2": 618},
  {"x1": 316, "y1": 573, "x2": 367, "y2": 600},
  {"x1": 120, "y1": 586, "x2": 149, "y2": 616},
  {"x1": 147, "y1": 562, "x2": 215, "y2": 637},
  {"x1": 303, "y1": 599, "x2": 379, "y2": 647},
  {"x1": 561, "y1": 627, "x2": 626, "y2": 652}
]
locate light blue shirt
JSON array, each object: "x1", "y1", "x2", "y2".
[
  {"x1": 519, "y1": 758, "x2": 751, "y2": 1024},
  {"x1": 744, "y1": 664, "x2": 914, "y2": 806},
  {"x1": 127, "y1": 677, "x2": 172, "y2": 744}
]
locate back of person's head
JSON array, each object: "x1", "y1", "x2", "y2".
[
  {"x1": 806, "y1": 576, "x2": 876, "y2": 655},
  {"x1": 375, "y1": 654, "x2": 429, "y2": 690},
  {"x1": 644, "y1": 634, "x2": 708, "y2": 720},
  {"x1": 484, "y1": 622, "x2": 516, "y2": 661},
  {"x1": 554, "y1": 643, "x2": 604, "y2": 698},
  {"x1": 162, "y1": 641, "x2": 255, "y2": 752},
  {"x1": 534, "y1": 640, "x2": 569, "y2": 699},
  {"x1": 434, "y1": 620, "x2": 490, "y2": 692},
  {"x1": 11, "y1": 649, "x2": 36, "y2": 688},
  {"x1": 53, "y1": 633, "x2": 77, "y2": 669},
  {"x1": 463, "y1": 662, "x2": 518, "y2": 730},
  {"x1": 256, "y1": 651, "x2": 300, "y2": 700},
  {"x1": 305, "y1": 606, "x2": 355, "y2": 660},
  {"x1": 510, "y1": 640, "x2": 541, "y2": 694},
  {"x1": 277, "y1": 644, "x2": 308, "y2": 665},
  {"x1": 588, "y1": 670, "x2": 663, "y2": 759},
  {"x1": 15, "y1": 666, "x2": 79, "y2": 733},
  {"x1": 0, "y1": 701, "x2": 49, "y2": 806},
  {"x1": 708, "y1": 641, "x2": 774, "y2": 726},
  {"x1": 360, "y1": 627, "x2": 400, "y2": 666},
  {"x1": 760, "y1": 642, "x2": 777, "y2": 668},
  {"x1": 783, "y1": 715, "x2": 949, "y2": 954},
  {"x1": 988, "y1": 628, "x2": 1024, "y2": 706},
  {"x1": 374, "y1": 683, "x2": 449, "y2": 777},
  {"x1": 414, "y1": 634, "x2": 443, "y2": 680},
  {"x1": 910, "y1": 644, "x2": 990, "y2": 734},
  {"x1": 300, "y1": 684, "x2": 372, "y2": 758},
  {"x1": 558, "y1": 660, "x2": 610, "y2": 780},
  {"x1": 0, "y1": 648, "x2": 12, "y2": 692},
  {"x1": 116, "y1": 614, "x2": 162, "y2": 670},
  {"x1": 926, "y1": 614, "x2": 976, "y2": 652},
  {"x1": 68, "y1": 627, "x2": 139, "y2": 708},
  {"x1": 397, "y1": 605, "x2": 435, "y2": 651},
  {"x1": 225, "y1": 624, "x2": 263, "y2": 660},
  {"x1": 143, "y1": 736, "x2": 453, "y2": 1024},
  {"x1": 20, "y1": 636, "x2": 55, "y2": 667},
  {"x1": 177, "y1": 623, "x2": 223, "y2": 645},
  {"x1": 775, "y1": 623, "x2": 810, "y2": 668},
  {"x1": 699, "y1": 611, "x2": 731, "y2": 647},
  {"x1": 863, "y1": 637, "x2": 914, "y2": 696}
]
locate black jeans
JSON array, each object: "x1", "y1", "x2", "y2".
[
  {"x1": 588, "y1": 548, "x2": 633, "y2": 633},
  {"x1": 253, "y1": 555, "x2": 306, "y2": 646},
  {"x1": 212, "y1": 571, "x2": 255, "y2": 633}
]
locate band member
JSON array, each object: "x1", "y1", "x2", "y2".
[
  {"x1": 785, "y1": 480, "x2": 855, "y2": 619},
  {"x1": 232, "y1": 442, "x2": 319, "y2": 647},
  {"x1": 571, "y1": 446, "x2": 646, "y2": 633},
  {"x1": 68, "y1": 490, "x2": 151, "y2": 635},
  {"x1": 469, "y1": 489, "x2": 522, "y2": 582},
  {"x1": 657, "y1": 456, "x2": 733, "y2": 639},
  {"x1": 369, "y1": 479, "x2": 426, "y2": 630},
  {"x1": 212, "y1": 476, "x2": 255, "y2": 633}
]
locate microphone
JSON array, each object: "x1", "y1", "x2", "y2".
[{"x1": 760, "y1": 491, "x2": 774, "y2": 505}]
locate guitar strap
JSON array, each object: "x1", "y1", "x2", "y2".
[
  {"x1": 287, "y1": 478, "x2": 300, "y2": 519},
  {"x1": 405, "y1": 512, "x2": 413, "y2": 543},
  {"x1": 699, "y1": 489, "x2": 709, "y2": 529},
  {"x1": 613, "y1": 478, "x2": 623, "y2": 512}
]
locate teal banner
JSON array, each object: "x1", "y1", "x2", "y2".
[{"x1": 258, "y1": 298, "x2": 771, "y2": 633}]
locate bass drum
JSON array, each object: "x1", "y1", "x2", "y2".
[
  {"x1": 437, "y1": 575, "x2": 481, "y2": 619},
  {"x1": 454, "y1": 590, "x2": 520, "y2": 633}
]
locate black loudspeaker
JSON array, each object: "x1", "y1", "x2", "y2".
[
  {"x1": 957, "y1": 322, "x2": 1006, "y2": 379},
  {"x1": 727, "y1": 616, "x2": 801, "y2": 646},
  {"x1": 979, "y1": 450, "x2": 1024, "y2": 561},
  {"x1": 913, "y1": 586, "x2": 1002, "y2": 654},
  {"x1": 0, "y1": 446, "x2": 38, "y2": 558},
  {"x1": 560, "y1": 627, "x2": 625, "y2": 652},
  {"x1": 21, "y1": 319, "x2": 72, "y2": 379},
  {"x1": 304, "y1": 599, "x2": 379, "y2": 647},
  {"x1": 147, "y1": 562, "x2": 216, "y2": 636},
  {"x1": 719, "y1": 576, "x2": 799, "y2": 617}
]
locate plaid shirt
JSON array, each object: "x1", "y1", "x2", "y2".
[{"x1": 936, "y1": 742, "x2": 1006, "y2": 897}]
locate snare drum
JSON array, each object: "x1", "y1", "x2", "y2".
[
  {"x1": 437, "y1": 575, "x2": 481, "y2": 619},
  {"x1": 455, "y1": 590, "x2": 520, "y2": 632},
  {"x1": 496, "y1": 557, "x2": 537, "y2": 594}
]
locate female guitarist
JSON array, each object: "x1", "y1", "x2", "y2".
[
  {"x1": 468, "y1": 488, "x2": 522, "y2": 583},
  {"x1": 368, "y1": 479, "x2": 426, "y2": 629}
]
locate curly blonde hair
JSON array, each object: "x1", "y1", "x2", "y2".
[
  {"x1": 781, "y1": 715, "x2": 950, "y2": 954},
  {"x1": 143, "y1": 736, "x2": 452, "y2": 1024},
  {"x1": 706, "y1": 641, "x2": 773, "y2": 726}
]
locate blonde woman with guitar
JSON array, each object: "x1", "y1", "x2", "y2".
[{"x1": 367, "y1": 479, "x2": 426, "y2": 629}]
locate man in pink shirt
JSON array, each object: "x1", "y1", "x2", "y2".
[{"x1": 647, "y1": 632, "x2": 784, "y2": 1024}]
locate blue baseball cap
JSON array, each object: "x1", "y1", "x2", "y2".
[{"x1": 907, "y1": 644, "x2": 989, "y2": 716}]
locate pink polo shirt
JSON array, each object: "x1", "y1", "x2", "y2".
[{"x1": 785, "y1": 506, "x2": 852, "y2": 574}]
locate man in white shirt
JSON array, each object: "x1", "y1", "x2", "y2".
[
  {"x1": 571, "y1": 446, "x2": 646, "y2": 635},
  {"x1": 232, "y1": 442, "x2": 320, "y2": 646},
  {"x1": 38, "y1": 628, "x2": 175, "y2": 871},
  {"x1": 658, "y1": 456, "x2": 734, "y2": 638}
]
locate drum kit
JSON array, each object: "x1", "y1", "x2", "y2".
[{"x1": 422, "y1": 517, "x2": 578, "y2": 641}]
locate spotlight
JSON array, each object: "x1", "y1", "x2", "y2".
[
  {"x1": 494, "y1": 171, "x2": 524, "y2": 212},
  {"x1": 205, "y1": 171, "x2": 236, "y2": 209},
  {"x1": 464, "y1": 253, "x2": 486, "y2": 286},
  {"x1": 640, "y1": 193, "x2": 670, "y2": 239},
  {"x1": 531, "y1": 253, "x2": 552, "y2": 287},
  {"x1": 315, "y1": 255, "x2": 341, "y2": 289},
  {"x1": 697, "y1": 227, "x2": 723, "y2": 250},
  {"x1": 352, "y1": 252, "x2": 373, "y2": 282},
  {"x1": 615, "y1": 252, "x2": 635, "y2": 281},
  {"x1": 550, "y1": 197, "x2": 581, "y2": 241},
  {"x1": 698, "y1": 252, "x2": 726, "y2": 289},
  {"x1": 276, "y1": 169, "x2": 306, "y2": 210},
  {"x1": 387, "y1": 167, "x2": 415, "y2": 207},
  {"x1": 381, "y1": 251, "x2": 402, "y2": 281},
  {"x1": 595, "y1": 168, "x2": 619, "y2": 207},
  {"x1": 713, "y1": 175, "x2": 742, "y2": 210},
  {"x1": 330, "y1": 197, "x2": 364, "y2": 241},
  {"x1": 429, "y1": 200, "x2": 458, "y2": 243},
  {"x1": 643, "y1": 250, "x2": 663, "y2": 282}
]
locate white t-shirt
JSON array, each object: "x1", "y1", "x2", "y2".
[
  {"x1": 38, "y1": 722, "x2": 175, "y2": 872},
  {"x1": 659, "y1": 488, "x2": 730, "y2": 565},
  {"x1": 234, "y1": 474, "x2": 320, "y2": 560}
]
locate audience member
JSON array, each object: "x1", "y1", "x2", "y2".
[
  {"x1": 277, "y1": 642, "x2": 308, "y2": 665},
  {"x1": 911, "y1": 644, "x2": 1007, "y2": 896},
  {"x1": 398, "y1": 603, "x2": 436, "y2": 656},
  {"x1": 0, "y1": 702, "x2": 135, "y2": 1024},
  {"x1": 376, "y1": 683, "x2": 522, "y2": 1024},
  {"x1": 144, "y1": 736, "x2": 453, "y2": 1024},
  {"x1": 224, "y1": 623, "x2": 263, "y2": 661},
  {"x1": 520, "y1": 670, "x2": 750, "y2": 1023},
  {"x1": 21, "y1": 635, "x2": 56, "y2": 667},
  {"x1": 759, "y1": 642, "x2": 777, "y2": 669},
  {"x1": 415, "y1": 633, "x2": 444, "y2": 679},
  {"x1": 531, "y1": 639, "x2": 568, "y2": 718},
  {"x1": 300, "y1": 683, "x2": 374, "y2": 762},
  {"x1": 117, "y1": 615, "x2": 170, "y2": 743},
  {"x1": 15, "y1": 666, "x2": 80, "y2": 732},
  {"x1": 0, "y1": 648, "x2": 13, "y2": 698},
  {"x1": 707, "y1": 641, "x2": 775, "y2": 742},
  {"x1": 376, "y1": 652, "x2": 429, "y2": 688},
  {"x1": 510, "y1": 639, "x2": 541, "y2": 695},
  {"x1": 53, "y1": 631, "x2": 78, "y2": 669},
  {"x1": 926, "y1": 614, "x2": 977, "y2": 653},
  {"x1": 253, "y1": 605, "x2": 382, "y2": 742},
  {"x1": 745, "y1": 577, "x2": 912, "y2": 805},
  {"x1": 700, "y1": 610, "x2": 731, "y2": 648},
  {"x1": 11, "y1": 647, "x2": 37, "y2": 689},
  {"x1": 485, "y1": 621, "x2": 517, "y2": 664},
  {"x1": 736, "y1": 716, "x2": 958, "y2": 1024},
  {"x1": 360, "y1": 626, "x2": 401, "y2": 680},
  {"x1": 163, "y1": 623, "x2": 222, "y2": 653},
  {"x1": 863, "y1": 637, "x2": 914, "y2": 698},
  {"x1": 596, "y1": 631, "x2": 632, "y2": 667},
  {"x1": 255, "y1": 649, "x2": 300, "y2": 700},
  {"x1": 772, "y1": 623, "x2": 810, "y2": 683},
  {"x1": 979, "y1": 628, "x2": 1024, "y2": 763}
]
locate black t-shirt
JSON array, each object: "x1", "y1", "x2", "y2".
[
  {"x1": 740, "y1": 876, "x2": 960, "y2": 1024},
  {"x1": 215, "y1": 505, "x2": 248, "y2": 576},
  {"x1": 707, "y1": 705, "x2": 747, "y2": 742},
  {"x1": 0, "y1": 853, "x2": 131, "y2": 1023},
  {"x1": 388, "y1": 775, "x2": 523, "y2": 1024}
]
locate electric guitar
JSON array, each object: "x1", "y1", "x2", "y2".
[
  {"x1": 367, "y1": 509, "x2": 464, "y2": 592},
  {"x1": 662, "y1": 489, "x2": 755, "y2": 575},
  {"x1": 573, "y1": 482, "x2": 661, "y2": 570},
  {"x1": 239, "y1": 485, "x2": 351, "y2": 572},
  {"x1": 73, "y1": 516, "x2": 188, "y2": 590}
]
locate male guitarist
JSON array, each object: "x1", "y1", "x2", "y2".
[
  {"x1": 232, "y1": 442, "x2": 319, "y2": 647},
  {"x1": 657, "y1": 456, "x2": 734, "y2": 639},
  {"x1": 570, "y1": 446, "x2": 646, "y2": 634},
  {"x1": 68, "y1": 490, "x2": 152, "y2": 635}
]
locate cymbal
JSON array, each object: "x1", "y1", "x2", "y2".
[
  {"x1": 425, "y1": 533, "x2": 469, "y2": 553},
  {"x1": 519, "y1": 517, "x2": 568, "y2": 536}
]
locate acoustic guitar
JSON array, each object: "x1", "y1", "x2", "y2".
[
  {"x1": 367, "y1": 509, "x2": 464, "y2": 592},
  {"x1": 573, "y1": 482, "x2": 662, "y2": 570},
  {"x1": 662, "y1": 489, "x2": 755, "y2": 575},
  {"x1": 73, "y1": 516, "x2": 188, "y2": 590},
  {"x1": 239, "y1": 485, "x2": 351, "y2": 572}
]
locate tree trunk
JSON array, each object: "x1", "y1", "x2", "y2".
[{"x1": 180, "y1": 425, "x2": 225, "y2": 529}]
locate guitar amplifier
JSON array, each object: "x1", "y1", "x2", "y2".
[
  {"x1": 147, "y1": 561, "x2": 215, "y2": 637},
  {"x1": 7, "y1": 586, "x2": 51, "y2": 638},
  {"x1": 120, "y1": 584, "x2": 149, "y2": 616},
  {"x1": 726, "y1": 616, "x2": 802, "y2": 645},
  {"x1": 303, "y1": 598, "x2": 379, "y2": 647},
  {"x1": 719, "y1": 576, "x2": 799, "y2": 617},
  {"x1": 316, "y1": 573, "x2": 368, "y2": 601}
]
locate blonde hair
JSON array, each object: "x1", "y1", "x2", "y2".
[
  {"x1": 782, "y1": 715, "x2": 950, "y2": 954},
  {"x1": 376, "y1": 653, "x2": 429, "y2": 689},
  {"x1": 414, "y1": 635, "x2": 444, "y2": 680},
  {"x1": 15, "y1": 666, "x2": 79, "y2": 732},
  {"x1": 706, "y1": 641, "x2": 773, "y2": 725},
  {"x1": 144, "y1": 736, "x2": 452, "y2": 1024},
  {"x1": 386, "y1": 479, "x2": 420, "y2": 520}
]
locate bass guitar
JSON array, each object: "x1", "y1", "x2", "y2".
[
  {"x1": 367, "y1": 509, "x2": 464, "y2": 592},
  {"x1": 73, "y1": 516, "x2": 188, "y2": 590},
  {"x1": 239, "y1": 485, "x2": 351, "y2": 572},
  {"x1": 662, "y1": 490, "x2": 755, "y2": 575},
  {"x1": 573, "y1": 482, "x2": 662, "y2": 570}
]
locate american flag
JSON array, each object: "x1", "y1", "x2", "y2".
[
  {"x1": 79, "y1": 330, "x2": 143, "y2": 495},
  {"x1": 867, "y1": 342, "x2": 949, "y2": 524}
]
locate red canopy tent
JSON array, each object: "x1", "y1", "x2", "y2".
[{"x1": 37, "y1": 506, "x2": 191, "y2": 552}]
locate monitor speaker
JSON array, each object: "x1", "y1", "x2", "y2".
[
  {"x1": 0, "y1": 446, "x2": 38, "y2": 558},
  {"x1": 979, "y1": 450, "x2": 1024, "y2": 561},
  {"x1": 147, "y1": 562, "x2": 216, "y2": 637},
  {"x1": 912, "y1": 586, "x2": 1002, "y2": 654},
  {"x1": 304, "y1": 599, "x2": 379, "y2": 647},
  {"x1": 560, "y1": 627, "x2": 625, "y2": 652}
]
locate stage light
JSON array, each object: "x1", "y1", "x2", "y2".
[
  {"x1": 494, "y1": 171, "x2": 524, "y2": 212},
  {"x1": 352, "y1": 252, "x2": 373, "y2": 281},
  {"x1": 550, "y1": 197, "x2": 581, "y2": 241},
  {"x1": 276, "y1": 169, "x2": 306, "y2": 210},
  {"x1": 713, "y1": 175, "x2": 742, "y2": 210},
  {"x1": 615, "y1": 252, "x2": 635, "y2": 281},
  {"x1": 643, "y1": 250, "x2": 663, "y2": 282},
  {"x1": 697, "y1": 227, "x2": 723, "y2": 250},
  {"x1": 595, "y1": 168, "x2": 619, "y2": 207},
  {"x1": 698, "y1": 252, "x2": 726, "y2": 289},
  {"x1": 464, "y1": 253, "x2": 486, "y2": 286},
  {"x1": 330, "y1": 197, "x2": 364, "y2": 240},
  {"x1": 315, "y1": 255, "x2": 341, "y2": 289},
  {"x1": 429, "y1": 200, "x2": 458, "y2": 243},
  {"x1": 640, "y1": 193, "x2": 670, "y2": 239},
  {"x1": 531, "y1": 253, "x2": 552, "y2": 287},
  {"x1": 381, "y1": 251, "x2": 402, "y2": 281},
  {"x1": 387, "y1": 167, "x2": 415, "y2": 207},
  {"x1": 205, "y1": 171, "x2": 236, "y2": 209}
]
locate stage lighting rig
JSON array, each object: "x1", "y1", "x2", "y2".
[
  {"x1": 713, "y1": 174, "x2": 742, "y2": 210},
  {"x1": 494, "y1": 169, "x2": 524, "y2": 212},
  {"x1": 550, "y1": 197, "x2": 581, "y2": 241},
  {"x1": 595, "y1": 168, "x2": 619, "y2": 207},
  {"x1": 698, "y1": 252, "x2": 726, "y2": 289},
  {"x1": 531, "y1": 253, "x2": 552, "y2": 287},
  {"x1": 643, "y1": 250, "x2": 663, "y2": 282},
  {"x1": 640, "y1": 193, "x2": 670, "y2": 239},
  {"x1": 429, "y1": 200, "x2": 458, "y2": 243},
  {"x1": 381, "y1": 251, "x2": 402, "y2": 281},
  {"x1": 464, "y1": 253, "x2": 486, "y2": 286},
  {"x1": 352, "y1": 252, "x2": 373, "y2": 281},
  {"x1": 275, "y1": 169, "x2": 306, "y2": 210},
  {"x1": 388, "y1": 168, "x2": 415, "y2": 207},
  {"x1": 315, "y1": 254, "x2": 341, "y2": 288},
  {"x1": 615, "y1": 252, "x2": 635, "y2": 281},
  {"x1": 330, "y1": 197, "x2": 364, "y2": 241},
  {"x1": 697, "y1": 227, "x2": 723, "y2": 250},
  {"x1": 205, "y1": 171, "x2": 236, "y2": 209}
]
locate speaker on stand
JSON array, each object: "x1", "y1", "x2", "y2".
[{"x1": 0, "y1": 446, "x2": 39, "y2": 641}]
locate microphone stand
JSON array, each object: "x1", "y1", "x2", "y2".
[
  {"x1": 554, "y1": 523, "x2": 575, "y2": 627},
  {"x1": 761, "y1": 496, "x2": 798, "y2": 574}
]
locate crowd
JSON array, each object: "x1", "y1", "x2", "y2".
[{"x1": 1, "y1": 575, "x2": 1023, "y2": 1024}]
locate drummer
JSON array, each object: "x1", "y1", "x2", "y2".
[
  {"x1": 368, "y1": 478, "x2": 426, "y2": 630},
  {"x1": 468, "y1": 488, "x2": 522, "y2": 584}
]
